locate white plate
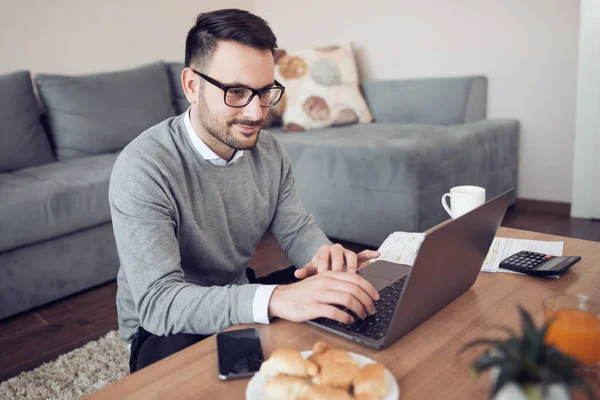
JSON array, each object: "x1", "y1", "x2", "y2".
[{"x1": 246, "y1": 350, "x2": 400, "y2": 399}]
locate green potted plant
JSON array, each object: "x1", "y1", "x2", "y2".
[{"x1": 461, "y1": 306, "x2": 597, "y2": 400}]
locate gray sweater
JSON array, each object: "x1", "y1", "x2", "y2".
[{"x1": 109, "y1": 114, "x2": 330, "y2": 342}]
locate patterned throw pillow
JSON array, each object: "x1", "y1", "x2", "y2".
[{"x1": 272, "y1": 43, "x2": 373, "y2": 131}]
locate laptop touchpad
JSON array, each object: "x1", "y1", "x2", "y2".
[
  {"x1": 360, "y1": 260, "x2": 411, "y2": 281},
  {"x1": 356, "y1": 273, "x2": 391, "y2": 291}
]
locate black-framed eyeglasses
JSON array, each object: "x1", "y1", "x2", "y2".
[{"x1": 192, "y1": 69, "x2": 285, "y2": 108}]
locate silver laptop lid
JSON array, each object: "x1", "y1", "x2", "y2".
[{"x1": 381, "y1": 189, "x2": 514, "y2": 348}]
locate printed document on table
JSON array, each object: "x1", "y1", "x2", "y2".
[
  {"x1": 481, "y1": 237, "x2": 564, "y2": 274},
  {"x1": 373, "y1": 232, "x2": 426, "y2": 266},
  {"x1": 373, "y1": 232, "x2": 564, "y2": 277}
]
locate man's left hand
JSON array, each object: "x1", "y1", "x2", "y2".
[{"x1": 294, "y1": 243, "x2": 380, "y2": 280}]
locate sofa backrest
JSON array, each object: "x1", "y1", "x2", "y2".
[
  {"x1": 360, "y1": 76, "x2": 487, "y2": 125},
  {"x1": 166, "y1": 63, "x2": 486, "y2": 127},
  {"x1": 0, "y1": 70, "x2": 55, "y2": 172},
  {"x1": 36, "y1": 62, "x2": 177, "y2": 161},
  {"x1": 167, "y1": 62, "x2": 189, "y2": 115}
]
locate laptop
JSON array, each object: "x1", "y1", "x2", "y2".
[{"x1": 308, "y1": 188, "x2": 514, "y2": 350}]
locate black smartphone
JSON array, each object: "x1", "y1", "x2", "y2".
[{"x1": 216, "y1": 328, "x2": 264, "y2": 380}]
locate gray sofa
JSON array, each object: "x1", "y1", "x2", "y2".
[
  {"x1": 268, "y1": 79, "x2": 519, "y2": 247},
  {"x1": 0, "y1": 61, "x2": 519, "y2": 320}
]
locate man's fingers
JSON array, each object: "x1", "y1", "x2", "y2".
[
  {"x1": 315, "y1": 304, "x2": 355, "y2": 324},
  {"x1": 331, "y1": 244, "x2": 345, "y2": 272},
  {"x1": 318, "y1": 290, "x2": 368, "y2": 319},
  {"x1": 323, "y1": 271, "x2": 380, "y2": 302},
  {"x1": 321, "y1": 276, "x2": 376, "y2": 315},
  {"x1": 357, "y1": 249, "x2": 381, "y2": 262},
  {"x1": 315, "y1": 246, "x2": 330, "y2": 275},
  {"x1": 294, "y1": 264, "x2": 316, "y2": 279},
  {"x1": 294, "y1": 267, "x2": 308, "y2": 280},
  {"x1": 344, "y1": 250, "x2": 358, "y2": 274},
  {"x1": 269, "y1": 285, "x2": 354, "y2": 324}
]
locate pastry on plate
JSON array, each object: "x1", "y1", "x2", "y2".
[
  {"x1": 312, "y1": 361, "x2": 360, "y2": 390},
  {"x1": 353, "y1": 363, "x2": 392, "y2": 400},
  {"x1": 264, "y1": 375, "x2": 310, "y2": 400},
  {"x1": 308, "y1": 342, "x2": 357, "y2": 368},
  {"x1": 258, "y1": 341, "x2": 394, "y2": 400},
  {"x1": 260, "y1": 348, "x2": 318, "y2": 379},
  {"x1": 303, "y1": 384, "x2": 353, "y2": 400}
]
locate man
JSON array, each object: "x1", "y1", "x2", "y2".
[{"x1": 109, "y1": 8, "x2": 380, "y2": 373}]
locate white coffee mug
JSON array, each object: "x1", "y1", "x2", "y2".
[{"x1": 441, "y1": 186, "x2": 486, "y2": 219}]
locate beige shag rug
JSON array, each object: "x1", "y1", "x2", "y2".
[{"x1": 0, "y1": 330, "x2": 129, "y2": 400}]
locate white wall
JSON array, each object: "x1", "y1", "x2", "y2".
[
  {"x1": 0, "y1": 0, "x2": 252, "y2": 76},
  {"x1": 255, "y1": 0, "x2": 581, "y2": 203},
  {"x1": 1, "y1": 0, "x2": 581, "y2": 202},
  {"x1": 571, "y1": 0, "x2": 600, "y2": 218}
]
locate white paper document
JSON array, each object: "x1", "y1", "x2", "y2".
[
  {"x1": 373, "y1": 232, "x2": 426, "y2": 266},
  {"x1": 374, "y1": 232, "x2": 564, "y2": 276}
]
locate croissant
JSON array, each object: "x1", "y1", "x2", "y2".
[
  {"x1": 312, "y1": 361, "x2": 360, "y2": 390},
  {"x1": 303, "y1": 384, "x2": 354, "y2": 400},
  {"x1": 353, "y1": 363, "x2": 392, "y2": 400},
  {"x1": 260, "y1": 348, "x2": 318, "y2": 379},
  {"x1": 312, "y1": 340, "x2": 329, "y2": 354},
  {"x1": 264, "y1": 375, "x2": 310, "y2": 400},
  {"x1": 308, "y1": 348, "x2": 357, "y2": 368},
  {"x1": 354, "y1": 394, "x2": 381, "y2": 400}
]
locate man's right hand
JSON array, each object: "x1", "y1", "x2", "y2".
[{"x1": 267, "y1": 271, "x2": 380, "y2": 324}]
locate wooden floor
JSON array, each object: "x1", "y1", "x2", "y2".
[{"x1": 1, "y1": 204, "x2": 599, "y2": 383}]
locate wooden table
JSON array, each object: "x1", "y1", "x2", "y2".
[{"x1": 87, "y1": 227, "x2": 600, "y2": 399}]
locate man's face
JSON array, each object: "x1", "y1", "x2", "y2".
[{"x1": 193, "y1": 41, "x2": 274, "y2": 155}]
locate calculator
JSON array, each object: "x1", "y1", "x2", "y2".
[{"x1": 499, "y1": 250, "x2": 581, "y2": 277}]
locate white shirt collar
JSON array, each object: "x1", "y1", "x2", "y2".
[{"x1": 184, "y1": 108, "x2": 244, "y2": 165}]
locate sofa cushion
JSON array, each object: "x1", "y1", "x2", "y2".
[
  {"x1": 0, "y1": 153, "x2": 119, "y2": 252},
  {"x1": 0, "y1": 70, "x2": 55, "y2": 172},
  {"x1": 274, "y1": 43, "x2": 373, "y2": 131},
  {"x1": 269, "y1": 120, "x2": 518, "y2": 246},
  {"x1": 167, "y1": 62, "x2": 189, "y2": 115},
  {"x1": 36, "y1": 62, "x2": 176, "y2": 160}
]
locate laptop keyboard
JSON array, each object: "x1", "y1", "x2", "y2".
[{"x1": 314, "y1": 276, "x2": 407, "y2": 339}]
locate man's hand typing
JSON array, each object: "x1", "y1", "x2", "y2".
[{"x1": 267, "y1": 271, "x2": 380, "y2": 324}]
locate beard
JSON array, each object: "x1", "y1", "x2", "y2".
[{"x1": 196, "y1": 97, "x2": 264, "y2": 151}]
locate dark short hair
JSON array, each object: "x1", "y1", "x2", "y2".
[{"x1": 185, "y1": 9, "x2": 278, "y2": 69}]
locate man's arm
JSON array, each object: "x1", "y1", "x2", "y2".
[
  {"x1": 263, "y1": 142, "x2": 381, "y2": 323},
  {"x1": 109, "y1": 148, "x2": 259, "y2": 336},
  {"x1": 268, "y1": 142, "x2": 380, "y2": 277},
  {"x1": 268, "y1": 142, "x2": 331, "y2": 268}
]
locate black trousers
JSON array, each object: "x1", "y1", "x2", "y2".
[{"x1": 128, "y1": 266, "x2": 298, "y2": 373}]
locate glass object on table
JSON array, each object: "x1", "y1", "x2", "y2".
[{"x1": 543, "y1": 294, "x2": 600, "y2": 367}]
